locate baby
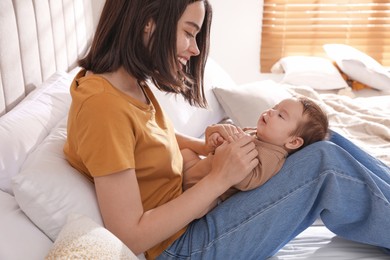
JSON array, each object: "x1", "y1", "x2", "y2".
[{"x1": 182, "y1": 96, "x2": 329, "y2": 201}]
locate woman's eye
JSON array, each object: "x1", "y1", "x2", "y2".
[{"x1": 186, "y1": 31, "x2": 195, "y2": 38}]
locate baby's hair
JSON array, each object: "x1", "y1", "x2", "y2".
[{"x1": 289, "y1": 96, "x2": 329, "y2": 153}]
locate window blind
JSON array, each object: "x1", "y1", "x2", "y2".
[{"x1": 260, "y1": 0, "x2": 390, "y2": 72}]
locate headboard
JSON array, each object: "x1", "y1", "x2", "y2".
[{"x1": 0, "y1": 0, "x2": 104, "y2": 116}]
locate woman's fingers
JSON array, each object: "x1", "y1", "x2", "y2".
[
  {"x1": 206, "y1": 124, "x2": 244, "y2": 141},
  {"x1": 225, "y1": 125, "x2": 244, "y2": 137},
  {"x1": 232, "y1": 135, "x2": 258, "y2": 164},
  {"x1": 246, "y1": 148, "x2": 259, "y2": 171},
  {"x1": 212, "y1": 134, "x2": 258, "y2": 186}
]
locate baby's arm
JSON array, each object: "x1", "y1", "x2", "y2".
[
  {"x1": 181, "y1": 131, "x2": 223, "y2": 189},
  {"x1": 182, "y1": 151, "x2": 213, "y2": 191}
]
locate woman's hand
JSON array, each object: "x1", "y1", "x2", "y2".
[
  {"x1": 210, "y1": 133, "x2": 259, "y2": 187},
  {"x1": 204, "y1": 124, "x2": 244, "y2": 154}
]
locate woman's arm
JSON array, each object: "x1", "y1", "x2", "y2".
[
  {"x1": 175, "y1": 131, "x2": 209, "y2": 156},
  {"x1": 94, "y1": 134, "x2": 259, "y2": 255}
]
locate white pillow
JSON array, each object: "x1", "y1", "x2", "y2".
[
  {"x1": 0, "y1": 190, "x2": 53, "y2": 260},
  {"x1": 271, "y1": 56, "x2": 348, "y2": 90},
  {"x1": 150, "y1": 58, "x2": 233, "y2": 138},
  {"x1": 323, "y1": 44, "x2": 390, "y2": 91},
  {"x1": 12, "y1": 117, "x2": 103, "y2": 241},
  {"x1": 0, "y1": 71, "x2": 73, "y2": 194},
  {"x1": 213, "y1": 80, "x2": 293, "y2": 128},
  {"x1": 46, "y1": 214, "x2": 139, "y2": 260}
]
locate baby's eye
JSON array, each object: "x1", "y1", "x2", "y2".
[{"x1": 278, "y1": 114, "x2": 285, "y2": 119}]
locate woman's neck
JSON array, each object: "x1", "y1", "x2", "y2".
[{"x1": 100, "y1": 67, "x2": 149, "y2": 104}]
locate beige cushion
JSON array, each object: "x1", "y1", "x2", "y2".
[{"x1": 46, "y1": 214, "x2": 138, "y2": 260}]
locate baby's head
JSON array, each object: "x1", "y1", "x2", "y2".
[
  {"x1": 256, "y1": 96, "x2": 328, "y2": 154},
  {"x1": 289, "y1": 96, "x2": 329, "y2": 153}
]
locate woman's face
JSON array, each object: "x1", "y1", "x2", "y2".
[{"x1": 176, "y1": 1, "x2": 205, "y2": 71}]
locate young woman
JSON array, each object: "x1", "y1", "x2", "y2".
[{"x1": 64, "y1": 0, "x2": 390, "y2": 259}]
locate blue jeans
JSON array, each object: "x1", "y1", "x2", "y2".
[{"x1": 157, "y1": 131, "x2": 390, "y2": 259}]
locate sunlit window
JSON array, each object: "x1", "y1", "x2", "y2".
[{"x1": 260, "y1": 0, "x2": 390, "y2": 72}]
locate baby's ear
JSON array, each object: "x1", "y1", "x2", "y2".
[{"x1": 285, "y1": 136, "x2": 304, "y2": 150}]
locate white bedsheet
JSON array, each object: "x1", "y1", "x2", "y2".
[{"x1": 272, "y1": 225, "x2": 390, "y2": 259}]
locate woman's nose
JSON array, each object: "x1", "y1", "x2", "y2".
[{"x1": 190, "y1": 39, "x2": 200, "y2": 56}]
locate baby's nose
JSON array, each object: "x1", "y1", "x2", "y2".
[{"x1": 268, "y1": 109, "x2": 276, "y2": 116}]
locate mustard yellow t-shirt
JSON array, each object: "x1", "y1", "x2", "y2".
[{"x1": 64, "y1": 69, "x2": 186, "y2": 259}]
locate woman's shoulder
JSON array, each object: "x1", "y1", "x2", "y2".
[
  {"x1": 73, "y1": 70, "x2": 115, "y2": 95},
  {"x1": 71, "y1": 71, "x2": 130, "y2": 104}
]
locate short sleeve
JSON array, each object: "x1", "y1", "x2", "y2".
[{"x1": 75, "y1": 93, "x2": 135, "y2": 177}]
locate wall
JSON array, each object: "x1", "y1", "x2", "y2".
[
  {"x1": 91, "y1": 0, "x2": 105, "y2": 29},
  {"x1": 209, "y1": 0, "x2": 264, "y2": 84}
]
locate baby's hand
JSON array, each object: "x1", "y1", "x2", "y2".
[
  {"x1": 206, "y1": 132, "x2": 224, "y2": 153},
  {"x1": 205, "y1": 124, "x2": 244, "y2": 154}
]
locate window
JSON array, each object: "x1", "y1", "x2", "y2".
[{"x1": 260, "y1": 0, "x2": 390, "y2": 72}]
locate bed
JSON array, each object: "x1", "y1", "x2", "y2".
[{"x1": 0, "y1": 0, "x2": 389, "y2": 259}]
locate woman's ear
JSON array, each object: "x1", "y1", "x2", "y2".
[
  {"x1": 285, "y1": 136, "x2": 304, "y2": 150},
  {"x1": 143, "y1": 19, "x2": 156, "y2": 44},
  {"x1": 144, "y1": 19, "x2": 155, "y2": 34}
]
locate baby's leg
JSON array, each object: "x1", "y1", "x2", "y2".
[{"x1": 181, "y1": 148, "x2": 213, "y2": 191}]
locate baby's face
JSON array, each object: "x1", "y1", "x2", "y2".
[{"x1": 256, "y1": 98, "x2": 304, "y2": 146}]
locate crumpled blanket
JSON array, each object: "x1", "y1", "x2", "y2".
[{"x1": 288, "y1": 86, "x2": 390, "y2": 166}]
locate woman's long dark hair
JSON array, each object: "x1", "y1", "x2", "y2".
[{"x1": 79, "y1": 0, "x2": 212, "y2": 107}]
